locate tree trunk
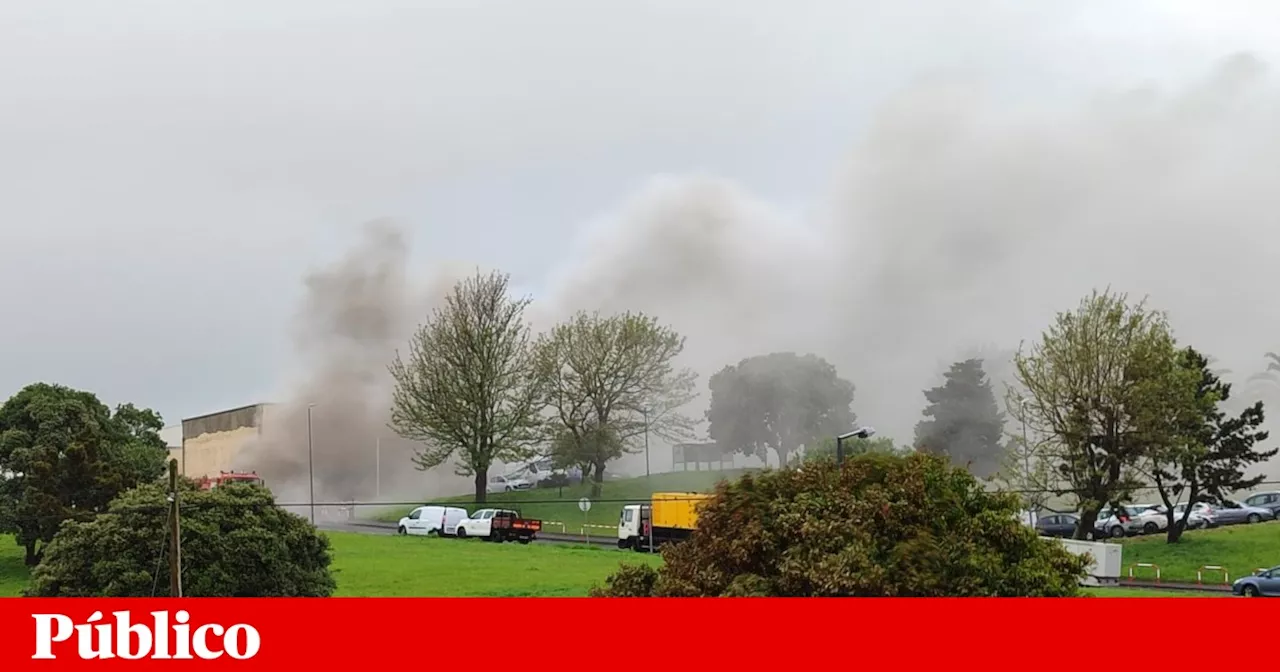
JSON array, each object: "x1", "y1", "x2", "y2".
[
  {"x1": 777, "y1": 447, "x2": 788, "y2": 469},
  {"x1": 1073, "y1": 509, "x2": 1099, "y2": 540},
  {"x1": 24, "y1": 540, "x2": 41, "y2": 567},
  {"x1": 473, "y1": 471, "x2": 487, "y2": 504},
  {"x1": 1166, "y1": 519, "x2": 1186, "y2": 544},
  {"x1": 590, "y1": 461, "x2": 604, "y2": 499}
]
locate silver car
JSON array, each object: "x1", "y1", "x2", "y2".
[{"x1": 1210, "y1": 500, "x2": 1276, "y2": 526}]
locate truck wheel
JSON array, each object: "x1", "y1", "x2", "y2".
[
  {"x1": 518, "y1": 537, "x2": 531, "y2": 545},
  {"x1": 397, "y1": 526, "x2": 406, "y2": 535},
  {"x1": 456, "y1": 528, "x2": 467, "y2": 539}
]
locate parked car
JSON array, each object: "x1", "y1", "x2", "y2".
[
  {"x1": 1209, "y1": 500, "x2": 1275, "y2": 526},
  {"x1": 397, "y1": 505, "x2": 469, "y2": 537},
  {"x1": 1036, "y1": 513, "x2": 1086, "y2": 538},
  {"x1": 1243, "y1": 491, "x2": 1280, "y2": 516},
  {"x1": 1095, "y1": 505, "x2": 1167, "y2": 538},
  {"x1": 486, "y1": 474, "x2": 533, "y2": 494},
  {"x1": 1169, "y1": 502, "x2": 1216, "y2": 529},
  {"x1": 1232, "y1": 565, "x2": 1280, "y2": 597}
]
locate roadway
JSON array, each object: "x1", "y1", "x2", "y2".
[{"x1": 315, "y1": 519, "x2": 624, "y2": 549}]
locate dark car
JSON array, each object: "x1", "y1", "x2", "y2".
[
  {"x1": 1036, "y1": 513, "x2": 1084, "y2": 538},
  {"x1": 1232, "y1": 566, "x2": 1280, "y2": 597}
]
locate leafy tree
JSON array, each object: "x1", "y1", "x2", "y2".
[
  {"x1": 1146, "y1": 347, "x2": 1275, "y2": 543},
  {"x1": 534, "y1": 311, "x2": 697, "y2": 497},
  {"x1": 705, "y1": 352, "x2": 855, "y2": 468},
  {"x1": 914, "y1": 358, "x2": 1006, "y2": 477},
  {"x1": 591, "y1": 452, "x2": 1088, "y2": 597},
  {"x1": 388, "y1": 270, "x2": 544, "y2": 503},
  {"x1": 804, "y1": 434, "x2": 904, "y2": 461},
  {"x1": 1010, "y1": 289, "x2": 1191, "y2": 540},
  {"x1": 27, "y1": 478, "x2": 334, "y2": 596},
  {"x1": 0, "y1": 383, "x2": 168, "y2": 566}
]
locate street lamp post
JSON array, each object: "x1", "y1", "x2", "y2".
[
  {"x1": 835, "y1": 426, "x2": 876, "y2": 465},
  {"x1": 307, "y1": 404, "x2": 316, "y2": 525},
  {"x1": 642, "y1": 407, "x2": 650, "y2": 478},
  {"x1": 375, "y1": 437, "x2": 381, "y2": 500}
]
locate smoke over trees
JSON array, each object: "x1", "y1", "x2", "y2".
[
  {"x1": 706, "y1": 353, "x2": 856, "y2": 468},
  {"x1": 913, "y1": 358, "x2": 1006, "y2": 478}
]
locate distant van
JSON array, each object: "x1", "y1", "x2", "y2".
[{"x1": 398, "y1": 505, "x2": 469, "y2": 537}]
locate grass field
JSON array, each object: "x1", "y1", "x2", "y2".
[
  {"x1": 0, "y1": 536, "x2": 28, "y2": 597},
  {"x1": 369, "y1": 469, "x2": 753, "y2": 534},
  {"x1": 1118, "y1": 521, "x2": 1280, "y2": 583}
]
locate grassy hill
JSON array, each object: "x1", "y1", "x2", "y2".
[
  {"x1": 1119, "y1": 520, "x2": 1280, "y2": 583},
  {"x1": 368, "y1": 469, "x2": 753, "y2": 534}
]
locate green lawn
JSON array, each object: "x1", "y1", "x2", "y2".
[
  {"x1": 1119, "y1": 521, "x2": 1280, "y2": 583},
  {"x1": 0, "y1": 536, "x2": 28, "y2": 597},
  {"x1": 369, "y1": 469, "x2": 752, "y2": 535},
  {"x1": 1084, "y1": 587, "x2": 1225, "y2": 598}
]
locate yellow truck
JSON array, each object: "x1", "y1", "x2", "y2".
[{"x1": 617, "y1": 492, "x2": 713, "y2": 552}]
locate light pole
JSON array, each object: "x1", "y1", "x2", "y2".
[
  {"x1": 307, "y1": 403, "x2": 316, "y2": 525},
  {"x1": 375, "y1": 437, "x2": 381, "y2": 500},
  {"x1": 642, "y1": 407, "x2": 650, "y2": 478},
  {"x1": 835, "y1": 426, "x2": 876, "y2": 465}
]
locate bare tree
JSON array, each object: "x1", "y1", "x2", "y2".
[
  {"x1": 388, "y1": 270, "x2": 543, "y2": 503},
  {"x1": 534, "y1": 311, "x2": 697, "y2": 497}
]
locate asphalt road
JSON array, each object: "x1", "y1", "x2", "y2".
[{"x1": 315, "y1": 519, "x2": 624, "y2": 549}]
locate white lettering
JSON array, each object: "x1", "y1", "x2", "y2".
[
  {"x1": 28, "y1": 609, "x2": 260, "y2": 660},
  {"x1": 114, "y1": 611, "x2": 153, "y2": 660},
  {"x1": 224, "y1": 624, "x2": 261, "y2": 660},
  {"x1": 31, "y1": 614, "x2": 72, "y2": 660},
  {"x1": 192, "y1": 624, "x2": 224, "y2": 660}
]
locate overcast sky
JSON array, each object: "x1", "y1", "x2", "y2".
[{"x1": 4, "y1": 1, "x2": 1280, "y2": 435}]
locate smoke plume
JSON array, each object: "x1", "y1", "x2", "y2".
[{"x1": 251, "y1": 52, "x2": 1280, "y2": 496}]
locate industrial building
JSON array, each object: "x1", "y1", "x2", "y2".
[{"x1": 176, "y1": 403, "x2": 278, "y2": 478}]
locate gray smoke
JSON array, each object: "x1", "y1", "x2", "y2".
[
  {"x1": 237, "y1": 220, "x2": 476, "y2": 506},
  {"x1": 537, "y1": 53, "x2": 1280, "y2": 476}
]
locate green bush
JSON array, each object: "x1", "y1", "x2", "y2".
[
  {"x1": 592, "y1": 452, "x2": 1088, "y2": 597},
  {"x1": 26, "y1": 481, "x2": 335, "y2": 597}
]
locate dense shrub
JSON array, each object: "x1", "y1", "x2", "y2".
[
  {"x1": 591, "y1": 452, "x2": 1088, "y2": 597},
  {"x1": 537, "y1": 472, "x2": 572, "y2": 489},
  {"x1": 27, "y1": 481, "x2": 335, "y2": 597}
]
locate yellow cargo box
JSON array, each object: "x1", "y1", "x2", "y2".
[{"x1": 651, "y1": 492, "x2": 713, "y2": 530}]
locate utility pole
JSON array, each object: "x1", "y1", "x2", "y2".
[
  {"x1": 307, "y1": 403, "x2": 316, "y2": 525},
  {"x1": 642, "y1": 407, "x2": 650, "y2": 478},
  {"x1": 375, "y1": 437, "x2": 381, "y2": 500},
  {"x1": 167, "y1": 458, "x2": 183, "y2": 598}
]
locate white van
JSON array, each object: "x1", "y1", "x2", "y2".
[{"x1": 397, "y1": 505, "x2": 469, "y2": 537}]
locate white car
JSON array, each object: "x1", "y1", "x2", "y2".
[
  {"x1": 1168, "y1": 502, "x2": 1216, "y2": 529},
  {"x1": 486, "y1": 474, "x2": 533, "y2": 494},
  {"x1": 454, "y1": 508, "x2": 520, "y2": 539},
  {"x1": 1095, "y1": 505, "x2": 1168, "y2": 538},
  {"x1": 397, "y1": 505, "x2": 469, "y2": 537}
]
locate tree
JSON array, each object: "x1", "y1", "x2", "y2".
[
  {"x1": 0, "y1": 383, "x2": 168, "y2": 566},
  {"x1": 590, "y1": 452, "x2": 1088, "y2": 597},
  {"x1": 534, "y1": 311, "x2": 697, "y2": 497},
  {"x1": 804, "y1": 434, "x2": 904, "y2": 461},
  {"x1": 388, "y1": 270, "x2": 544, "y2": 503},
  {"x1": 1146, "y1": 347, "x2": 1275, "y2": 543},
  {"x1": 914, "y1": 358, "x2": 1006, "y2": 477},
  {"x1": 1010, "y1": 289, "x2": 1190, "y2": 540},
  {"x1": 26, "y1": 479, "x2": 334, "y2": 596},
  {"x1": 705, "y1": 352, "x2": 855, "y2": 468}
]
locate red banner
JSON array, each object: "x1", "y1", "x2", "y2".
[{"x1": 0, "y1": 597, "x2": 1258, "y2": 668}]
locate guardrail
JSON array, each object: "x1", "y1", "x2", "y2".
[
  {"x1": 1197, "y1": 565, "x2": 1229, "y2": 585},
  {"x1": 1127, "y1": 563, "x2": 1161, "y2": 583}
]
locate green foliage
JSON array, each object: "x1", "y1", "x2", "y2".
[
  {"x1": 0, "y1": 383, "x2": 168, "y2": 566},
  {"x1": 1012, "y1": 289, "x2": 1190, "y2": 539},
  {"x1": 388, "y1": 270, "x2": 544, "y2": 502},
  {"x1": 592, "y1": 452, "x2": 1088, "y2": 597},
  {"x1": 914, "y1": 358, "x2": 1006, "y2": 478},
  {"x1": 804, "y1": 435, "x2": 905, "y2": 461},
  {"x1": 1148, "y1": 347, "x2": 1275, "y2": 543},
  {"x1": 706, "y1": 352, "x2": 855, "y2": 468},
  {"x1": 534, "y1": 310, "x2": 697, "y2": 496},
  {"x1": 26, "y1": 479, "x2": 335, "y2": 597}
]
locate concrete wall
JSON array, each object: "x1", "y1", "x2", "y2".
[{"x1": 180, "y1": 404, "x2": 271, "y2": 477}]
